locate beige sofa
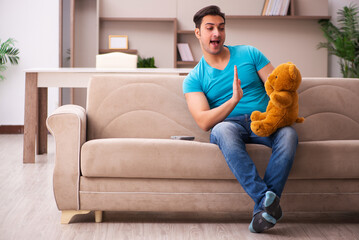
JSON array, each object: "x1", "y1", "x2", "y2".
[{"x1": 46, "y1": 74, "x2": 359, "y2": 224}]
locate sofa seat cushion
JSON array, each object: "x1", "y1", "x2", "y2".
[
  {"x1": 290, "y1": 140, "x2": 359, "y2": 179},
  {"x1": 81, "y1": 139, "x2": 359, "y2": 180},
  {"x1": 81, "y1": 138, "x2": 236, "y2": 179}
]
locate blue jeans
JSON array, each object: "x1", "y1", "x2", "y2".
[{"x1": 210, "y1": 115, "x2": 298, "y2": 215}]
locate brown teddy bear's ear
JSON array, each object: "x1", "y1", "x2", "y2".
[{"x1": 288, "y1": 63, "x2": 298, "y2": 80}]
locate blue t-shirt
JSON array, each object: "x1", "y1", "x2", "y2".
[{"x1": 183, "y1": 45, "x2": 270, "y2": 118}]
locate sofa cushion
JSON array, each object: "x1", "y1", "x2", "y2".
[
  {"x1": 295, "y1": 78, "x2": 359, "y2": 142},
  {"x1": 81, "y1": 139, "x2": 359, "y2": 180},
  {"x1": 86, "y1": 76, "x2": 359, "y2": 144},
  {"x1": 81, "y1": 138, "x2": 234, "y2": 179},
  {"x1": 291, "y1": 140, "x2": 359, "y2": 179},
  {"x1": 81, "y1": 138, "x2": 274, "y2": 180},
  {"x1": 86, "y1": 75, "x2": 210, "y2": 142}
]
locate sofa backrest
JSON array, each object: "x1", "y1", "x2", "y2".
[
  {"x1": 295, "y1": 78, "x2": 359, "y2": 141},
  {"x1": 87, "y1": 75, "x2": 359, "y2": 142},
  {"x1": 87, "y1": 74, "x2": 210, "y2": 142}
]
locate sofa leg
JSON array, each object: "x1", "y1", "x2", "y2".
[
  {"x1": 61, "y1": 210, "x2": 103, "y2": 224},
  {"x1": 95, "y1": 211, "x2": 103, "y2": 223},
  {"x1": 61, "y1": 210, "x2": 91, "y2": 224}
]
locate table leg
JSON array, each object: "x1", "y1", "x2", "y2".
[
  {"x1": 37, "y1": 88, "x2": 48, "y2": 154},
  {"x1": 23, "y1": 73, "x2": 38, "y2": 163}
]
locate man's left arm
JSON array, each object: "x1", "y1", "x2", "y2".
[{"x1": 257, "y1": 63, "x2": 275, "y2": 84}]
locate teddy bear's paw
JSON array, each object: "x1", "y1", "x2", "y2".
[
  {"x1": 250, "y1": 111, "x2": 265, "y2": 121},
  {"x1": 251, "y1": 121, "x2": 273, "y2": 137},
  {"x1": 295, "y1": 117, "x2": 305, "y2": 123},
  {"x1": 251, "y1": 121, "x2": 267, "y2": 137}
]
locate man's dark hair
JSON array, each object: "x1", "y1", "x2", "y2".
[{"x1": 193, "y1": 5, "x2": 225, "y2": 29}]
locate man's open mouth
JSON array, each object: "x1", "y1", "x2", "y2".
[{"x1": 210, "y1": 40, "x2": 220, "y2": 47}]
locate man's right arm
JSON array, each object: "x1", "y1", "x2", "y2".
[{"x1": 184, "y1": 66, "x2": 243, "y2": 131}]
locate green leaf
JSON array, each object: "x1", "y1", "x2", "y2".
[
  {"x1": 318, "y1": 3, "x2": 359, "y2": 77},
  {"x1": 0, "y1": 38, "x2": 20, "y2": 70},
  {"x1": 137, "y1": 55, "x2": 157, "y2": 68}
]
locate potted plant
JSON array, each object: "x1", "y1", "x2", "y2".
[
  {"x1": 0, "y1": 38, "x2": 20, "y2": 80},
  {"x1": 137, "y1": 56, "x2": 157, "y2": 68},
  {"x1": 318, "y1": 3, "x2": 359, "y2": 78}
]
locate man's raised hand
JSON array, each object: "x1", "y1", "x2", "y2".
[{"x1": 232, "y1": 65, "x2": 243, "y2": 103}]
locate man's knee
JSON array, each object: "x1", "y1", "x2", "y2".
[
  {"x1": 276, "y1": 126, "x2": 298, "y2": 145},
  {"x1": 210, "y1": 121, "x2": 238, "y2": 144}
]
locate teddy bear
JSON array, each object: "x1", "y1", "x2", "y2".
[{"x1": 250, "y1": 62, "x2": 304, "y2": 137}]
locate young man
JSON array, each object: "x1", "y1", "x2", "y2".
[{"x1": 183, "y1": 5, "x2": 298, "y2": 233}]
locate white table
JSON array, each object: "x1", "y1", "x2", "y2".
[{"x1": 23, "y1": 68, "x2": 192, "y2": 163}]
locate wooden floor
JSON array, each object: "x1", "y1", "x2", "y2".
[{"x1": 0, "y1": 134, "x2": 359, "y2": 240}]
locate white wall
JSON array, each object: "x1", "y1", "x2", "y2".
[{"x1": 0, "y1": 0, "x2": 59, "y2": 125}]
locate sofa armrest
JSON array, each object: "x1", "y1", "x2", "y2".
[{"x1": 46, "y1": 104, "x2": 87, "y2": 210}]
